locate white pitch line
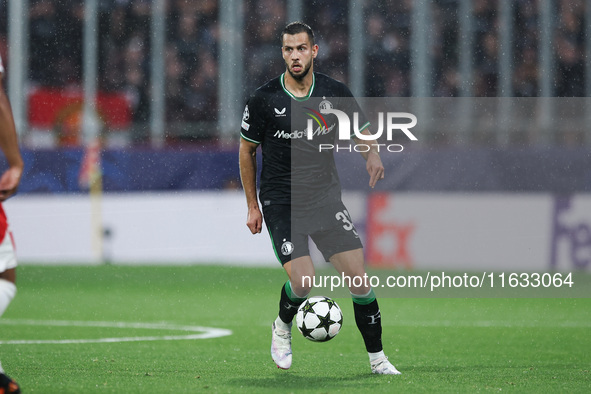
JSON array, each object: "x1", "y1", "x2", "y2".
[{"x1": 0, "y1": 319, "x2": 232, "y2": 345}]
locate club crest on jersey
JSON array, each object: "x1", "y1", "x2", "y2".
[
  {"x1": 319, "y1": 99, "x2": 333, "y2": 112},
  {"x1": 274, "y1": 107, "x2": 286, "y2": 117},
  {"x1": 281, "y1": 240, "x2": 294, "y2": 256}
]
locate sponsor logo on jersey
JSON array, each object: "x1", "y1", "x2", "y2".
[
  {"x1": 274, "y1": 107, "x2": 286, "y2": 117},
  {"x1": 304, "y1": 107, "x2": 329, "y2": 133},
  {"x1": 274, "y1": 130, "x2": 305, "y2": 139},
  {"x1": 274, "y1": 123, "x2": 335, "y2": 140}
]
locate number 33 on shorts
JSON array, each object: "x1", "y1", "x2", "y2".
[{"x1": 335, "y1": 210, "x2": 359, "y2": 237}]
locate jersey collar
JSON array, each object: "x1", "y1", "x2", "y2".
[{"x1": 280, "y1": 72, "x2": 315, "y2": 101}]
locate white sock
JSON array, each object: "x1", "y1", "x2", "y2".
[
  {"x1": 0, "y1": 279, "x2": 16, "y2": 316},
  {"x1": 274, "y1": 316, "x2": 292, "y2": 332},
  {"x1": 368, "y1": 350, "x2": 386, "y2": 363}
]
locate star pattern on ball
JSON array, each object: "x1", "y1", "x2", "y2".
[
  {"x1": 325, "y1": 298, "x2": 337, "y2": 308},
  {"x1": 302, "y1": 300, "x2": 316, "y2": 314},
  {"x1": 299, "y1": 317, "x2": 316, "y2": 339},
  {"x1": 315, "y1": 309, "x2": 333, "y2": 334}
]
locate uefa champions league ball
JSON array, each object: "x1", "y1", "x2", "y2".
[{"x1": 296, "y1": 296, "x2": 343, "y2": 342}]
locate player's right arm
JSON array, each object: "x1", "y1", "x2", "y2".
[
  {"x1": 0, "y1": 72, "x2": 23, "y2": 201},
  {"x1": 239, "y1": 137, "x2": 262, "y2": 234}
]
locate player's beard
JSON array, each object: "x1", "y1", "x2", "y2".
[{"x1": 287, "y1": 58, "x2": 312, "y2": 81}]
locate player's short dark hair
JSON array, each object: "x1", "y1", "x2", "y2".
[{"x1": 281, "y1": 22, "x2": 315, "y2": 47}]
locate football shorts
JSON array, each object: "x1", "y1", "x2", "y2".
[{"x1": 263, "y1": 201, "x2": 363, "y2": 265}]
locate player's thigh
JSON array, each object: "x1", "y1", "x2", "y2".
[
  {"x1": 310, "y1": 201, "x2": 363, "y2": 263},
  {"x1": 329, "y1": 248, "x2": 370, "y2": 293}
]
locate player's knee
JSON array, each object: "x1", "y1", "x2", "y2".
[
  {"x1": 291, "y1": 280, "x2": 312, "y2": 298},
  {"x1": 290, "y1": 273, "x2": 314, "y2": 297},
  {"x1": 345, "y1": 268, "x2": 371, "y2": 294},
  {"x1": 287, "y1": 259, "x2": 315, "y2": 297}
]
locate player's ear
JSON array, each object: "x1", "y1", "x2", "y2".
[{"x1": 312, "y1": 44, "x2": 319, "y2": 58}]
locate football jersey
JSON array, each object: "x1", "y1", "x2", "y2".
[{"x1": 241, "y1": 72, "x2": 368, "y2": 209}]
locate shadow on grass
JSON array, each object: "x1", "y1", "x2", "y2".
[{"x1": 228, "y1": 371, "x2": 378, "y2": 391}]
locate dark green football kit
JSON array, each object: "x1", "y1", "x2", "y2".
[{"x1": 241, "y1": 72, "x2": 369, "y2": 265}]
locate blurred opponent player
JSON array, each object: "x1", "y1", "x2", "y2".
[
  {"x1": 239, "y1": 22, "x2": 400, "y2": 375},
  {"x1": 0, "y1": 54, "x2": 24, "y2": 393}
]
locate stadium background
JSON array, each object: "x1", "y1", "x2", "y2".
[
  {"x1": 0, "y1": 2, "x2": 590, "y2": 392},
  {"x1": 0, "y1": 0, "x2": 589, "y2": 272}
]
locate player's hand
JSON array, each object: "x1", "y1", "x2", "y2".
[
  {"x1": 246, "y1": 206, "x2": 263, "y2": 234},
  {"x1": 366, "y1": 151, "x2": 384, "y2": 188},
  {"x1": 0, "y1": 166, "x2": 23, "y2": 201}
]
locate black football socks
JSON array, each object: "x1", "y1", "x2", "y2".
[
  {"x1": 278, "y1": 281, "x2": 307, "y2": 325},
  {"x1": 352, "y1": 289, "x2": 383, "y2": 353}
]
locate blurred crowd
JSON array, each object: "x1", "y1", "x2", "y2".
[
  {"x1": 363, "y1": 0, "x2": 587, "y2": 97},
  {"x1": 0, "y1": 0, "x2": 588, "y2": 127}
]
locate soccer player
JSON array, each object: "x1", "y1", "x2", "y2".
[
  {"x1": 0, "y1": 54, "x2": 24, "y2": 394},
  {"x1": 239, "y1": 22, "x2": 400, "y2": 375}
]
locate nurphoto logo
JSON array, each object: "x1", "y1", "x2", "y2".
[{"x1": 305, "y1": 106, "x2": 418, "y2": 153}]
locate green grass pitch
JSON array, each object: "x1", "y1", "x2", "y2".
[{"x1": 1, "y1": 265, "x2": 589, "y2": 393}]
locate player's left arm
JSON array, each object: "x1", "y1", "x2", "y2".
[
  {"x1": 352, "y1": 129, "x2": 384, "y2": 189},
  {"x1": 0, "y1": 76, "x2": 23, "y2": 201}
]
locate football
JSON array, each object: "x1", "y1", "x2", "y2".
[{"x1": 296, "y1": 296, "x2": 343, "y2": 342}]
